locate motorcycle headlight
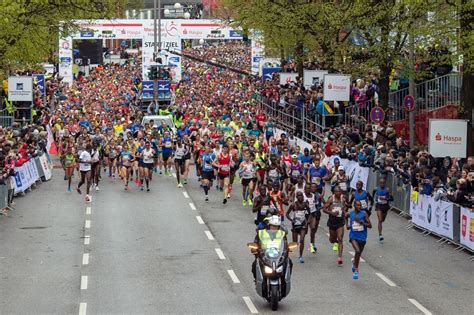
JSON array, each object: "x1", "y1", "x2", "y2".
[
  {"x1": 276, "y1": 265, "x2": 283, "y2": 273},
  {"x1": 264, "y1": 266, "x2": 273, "y2": 274}
]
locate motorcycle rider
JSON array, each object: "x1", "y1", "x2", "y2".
[{"x1": 252, "y1": 215, "x2": 292, "y2": 280}]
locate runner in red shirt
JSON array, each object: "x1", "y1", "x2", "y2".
[{"x1": 215, "y1": 144, "x2": 232, "y2": 204}]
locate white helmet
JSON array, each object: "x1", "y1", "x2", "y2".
[{"x1": 268, "y1": 215, "x2": 281, "y2": 227}]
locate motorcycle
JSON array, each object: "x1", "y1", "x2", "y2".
[{"x1": 247, "y1": 241, "x2": 298, "y2": 311}]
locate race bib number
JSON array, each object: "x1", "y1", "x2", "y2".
[
  {"x1": 378, "y1": 196, "x2": 387, "y2": 204},
  {"x1": 312, "y1": 177, "x2": 321, "y2": 185},
  {"x1": 260, "y1": 205, "x2": 269, "y2": 216},
  {"x1": 221, "y1": 164, "x2": 230, "y2": 172},
  {"x1": 291, "y1": 170, "x2": 300, "y2": 177},
  {"x1": 360, "y1": 200, "x2": 368, "y2": 209},
  {"x1": 339, "y1": 182, "x2": 347, "y2": 191},
  {"x1": 352, "y1": 220, "x2": 364, "y2": 232},
  {"x1": 165, "y1": 141, "x2": 172, "y2": 148},
  {"x1": 333, "y1": 206, "x2": 342, "y2": 217}
]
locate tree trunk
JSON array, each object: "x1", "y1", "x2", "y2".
[
  {"x1": 379, "y1": 65, "x2": 391, "y2": 110},
  {"x1": 295, "y1": 40, "x2": 304, "y2": 77},
  {"x1": 460, "y1": 0, "x2": 474, "y2": 156}
]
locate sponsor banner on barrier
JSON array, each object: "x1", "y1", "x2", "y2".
[
  {"x1": 39, "y1": 154, "x2": 52, "y2": 181},
  {"x1": 11, "y1": 160, "x2": 43, "y2": 194},
  {"x1": 460, "y1": 207, "x2": 474, "y2": 250},
  {"x1": 410, "y1": 191, "x2": 454, "y2": 239},
  {"x1": 323, "y1": 74, "x2": 350, "y2": 101},
  {"x1": 428, "y1": 119, "x2": 468, "y2": 158}
]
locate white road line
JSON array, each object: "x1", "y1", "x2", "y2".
[
  {"x1": 183, "y1": 191, "x2": 189, "y2": 198},
  {"x1": 84, "y1": 235, "x2": 90, "y2": 245},
  {"x1": 196, "y1": 216, "x2": 205, "y2": 224},
  {"x1": 348, "y1": 251, "x2": 366, "y2": 262},
  {"x1": 80, "y1": 276, "x2": 88, "y2": 290},
  {"x1": 215, "y1": 248, "x2": 226, "y2": 260},
  {"x1": 79, "y1": 302, "x2": 87, "y2": 315},
  {"x1": 86, "y1": 207, "x2": 91, "y2": 215},
  {"x1": 408, "y1": 299, "x2": 432, "y2": 315},
  {"x1": 376, "y1": 272, "x2": 397, "y2": 287},
  {"x1": 189, "y1": 202, "x2": 196, "y2": 210},
  {"x1": 204, "y1": 230, "x2": 215, "y2": 240},
  {"x1": 85, "y1": 220, "x2": 91, "y2": 229},
  {"x1": 82, "y1": 253, "x2": 89, "y2": 265},
  {"x1": 227, "y1": 270, "x2": 240, "y2": 283},
  {"x1": 242, "y1": 296, "x2": 259, "y2": 314}
]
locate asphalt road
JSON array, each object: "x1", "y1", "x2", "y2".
[{"x1": 1, "y1": 167, "x2": 473, "y2": 314}]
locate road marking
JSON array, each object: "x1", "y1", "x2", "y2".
[
  {"x1": 227, "y1": 270, "x2": 240, "y2": 283},
  {"x1": 84, "y1": 235, "x2": 90, "y2": 245},
  {"x1": 196, "y1": 216, "x2": 204, "y2": 224},
  {"x1": 86, "y1": 207, "x2": 91, "y2": 215},
  {"x1": 82, "y1": 253, "x2": 89, "y2": 265},
  {"x1": 243, "y1": 296, "x2": 259, "y2": 314},
  {"x1": 408, "y1": 299, "x2": 432, "y2": 315},
  {"x1": 189, "y1": 202, "x2": 196, "y2": 210},
  {"x1": 215, "y1": 248, "x2": 226, "y2": 260},
  {"x1": 79, "y1": 302, "x2": 87, "y2": 315},
  {"x1": 204, "y1": 230, "x2": 215, "y2": 240},
  {"x1": 85, "y1": 220, "x2": 91, "y2": 229},
  {"x1": 348, "y1": 251, "x2": 366, "y2": 262},
  {"x1": 376, "y1": 272, "x2": 397, "y2": 287},
  {"x1": 183, "y1": 192, "x2": 189, "y2": 198},
  {"x1": 81, "y1": 276, "x2": 88, "y2": 290}
]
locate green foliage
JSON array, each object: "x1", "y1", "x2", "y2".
[{"x1": 0, "y1": 0, "x2": 139, "y2": 77}]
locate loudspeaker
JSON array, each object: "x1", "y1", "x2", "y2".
[{"x1": 75, "y1": 40, "x2": 103, "y2": 65}]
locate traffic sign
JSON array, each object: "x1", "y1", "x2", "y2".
[
  {"x1": 404, "y1": 95, "x2": 416, "y2": 112},
  {"x1": 370, "y1": 106, "x2": 385, "y2": 124}
]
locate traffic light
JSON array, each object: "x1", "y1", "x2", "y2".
[{"x1": 148, "y1": 66, "x2": 158, "y2": 80}]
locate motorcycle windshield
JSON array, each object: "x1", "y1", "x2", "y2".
[{"x1": 264, "y1": 239, "x2": 284, "y2": 260}]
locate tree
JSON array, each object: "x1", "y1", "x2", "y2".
[{"x1": 0, "y1": 0, "x2": 139, "y2": 77}]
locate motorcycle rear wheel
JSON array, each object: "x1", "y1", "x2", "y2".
[{"x1": 270, "y1": 285, "x2": 279, "y2": 311}]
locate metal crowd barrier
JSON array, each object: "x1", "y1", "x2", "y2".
[{"x1": 0, "y1": 184, "x2": 9, "y2": 210}]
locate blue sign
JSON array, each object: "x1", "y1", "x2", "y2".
[
  {"x1": 142, "y1": 80, "x2": 154, "y2": 99},
  {"x1": 253, "y1": 56, "x2": 263, "y2": 63},
  {"x1": 229, "y1": 30, "x2": 243, "y2": 38},
  {"x1": 33, "y1": 74, "x2": 45, "y2": 97},
  {"x1": 157, "y1": 80, "x2": 171, "y2": 99},
  {"x1": 168, "y1": 56, "x2": 180, "y2": 67},
  {"x1": 370, "y1": 106, "x2": 385, "y2": 124},
  {"x1": 80, "y1": 31, "x2": 94, "y2": 38},
  {"x1": 262, "y1": 67, "x2": 281, "y2": 81},
  {"x1": 404, "y1": 95, "x2": 415, "y2": 112}
]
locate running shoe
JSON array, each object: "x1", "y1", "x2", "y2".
[
  {"x1": 147, "y1": 188, "x2": 150, "y2": 192},
  {"x1": 124, "y1": 185, "x2": 128, "y2": 191},
  {"x1": 351, "y1": 258, "x2": 355, "y2": 273},
  {"x1": 205, "y1": 196, "x2": 209, "y2": 202},
  {"x1": 64, "y1": 175, "x2": 67, "y2": 180},
  {"x1": 379, "y1": 235, "x2": 384, "y2": 242},
  {"x1": 159, "y1": 171, "x2": 163, "y2": 175},
  {"x1": 134, "y1": 178, "x2": 140, "y2": 186},
  {"x1": 76, "y1": 187, "x2": 82, "y2": 195},
  {"x1": 140, "y1": 186, "x2": 144, "y2": 191},
  {"x1": 242, "y1": 199, "x2": 247, "y2": 206},
  {"x1": 168, "y1": 172, "x2": 173, "y2": 177},
  {"x1": 154, "y1": 167, "x2": 157, "y2": 173},
  {"x1": 95, "y1": 185, "x2": 100, "y2": 192},
  {"x1": 310, "y1": 243, "x2": 317, "y2": 253},
  {"x1": 332, "y1": 243, "x2": 339, "y2": 251},
  {"x1": 223, "y1": 198, "x2": 227, "y2": 204},
  {"x1": 183, "y1": 180, "x2": 187, "y2": 185},
  {"x1": 177, "y1": 183, "x2": 183, "y2": 188},
  {"x1": 353, "y1": 271, "x2": 359, "y2": 280},
  {"x1": 337, "y1": 258, "x2": 343, "y2": 265},
  {"x1": 299, "y1": 257, "x2": 304, "y2": 264},
  {"x1": 248, "y1": 198, "x2": 253, "y2": 206},
  {"x1": 67, "y1": 188, "x2": 72, "y2": 193},
  {"x1": 85, "y1": 195, "x2": 91, "y2": 203}
]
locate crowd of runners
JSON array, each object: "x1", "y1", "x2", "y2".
[{"x1": 47, "y1": 41, "x2": 473, "y2": 281}]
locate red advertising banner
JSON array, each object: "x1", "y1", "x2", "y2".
[{"x1": 392, "y1": 104, "x2": 459, "y2": 145}]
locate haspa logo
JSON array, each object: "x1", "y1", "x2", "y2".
[
  {"x1": 328, "y1": 83, "x2": 347, "y2": 90},
  {"x1": 61, "y1": 41, "x2": 70, "y2": 49},
  {"x1": 183, "y1": 28, "x2": 188, "y2": 35},
  {"x1": 328, "y1": 83, "x2": 333, "y2": 89},
  {"x1": 121, "y1": 29, "x2": 126, "y2": 35},
  {"x1": 165, "y1": 21, "x2": 178, "y2": 37},
  {"x1": 435, "y1": 133, "x2": 462, "y2": 143}
]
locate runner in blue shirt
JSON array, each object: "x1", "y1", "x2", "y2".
[
  {"x1": 200, "y1": 144, "x2": 216, "y2": 202},
  {"x1": 346, "y1": 200, "x2": 372, "y2": 280},
  {"x1": 307, "y1": 157, "x2": 327, "y2": 195}
]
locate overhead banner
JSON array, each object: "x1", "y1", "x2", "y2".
[
  {"x1": 279, "y1": 73, "x2": 299, "y2": 85},
  {"x1": 142, "y1": 80, "x2": 154, "y2": 99},
  {"x1": 8, "y1": 76, "x2": 33, "y2": 101},
  {"x1": 410, "y1": 191, "x2": 454, "y2": 239},
  {"x1": 157, "y1": 80, "x2": 171, "y2": 99},
  {"x1": 259, "y1": 58, "x2": 280, "y2": 76},
  {"x1": 428, "y1": 119, "x2": 468, "y2": 158},
  {"x1": 303, "y1": 70, "x2": 328, "y2": 88},
  {"x1": 460, "y1": 207, "x2": 474, "y2": 250},
  {"x1": 323, "y1": 74, "x2": 350, "y2": 101},
  {"x1": 60, "y1": 19, "x2": 243, "y2": 83}
]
